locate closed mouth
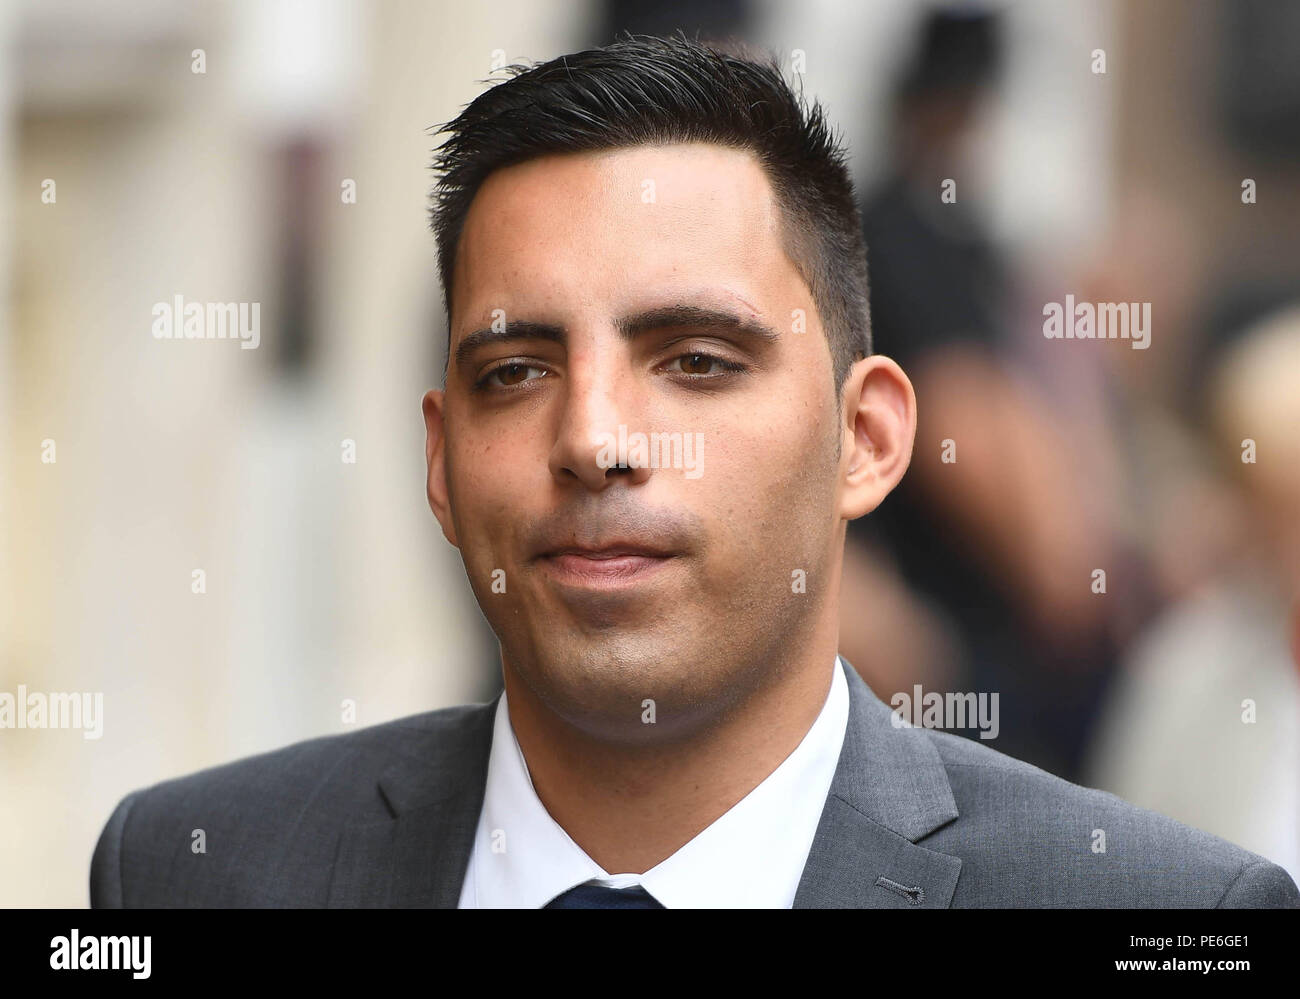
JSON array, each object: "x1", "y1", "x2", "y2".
[{"x1": 541, "y1": 545, "x2": 675, "y2": 560}]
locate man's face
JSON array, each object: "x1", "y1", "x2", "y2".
[{"x1": 429, "y1": 143, "x2": 847, "y2": 741}]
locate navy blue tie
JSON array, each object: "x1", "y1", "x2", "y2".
[{"x1": 544, "y1": 883, "x2": 665, "y2": 908}]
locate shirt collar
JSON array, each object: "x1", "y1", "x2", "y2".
[{"x1": 463, "y1": 656, "x2": 849, "y2": 908}]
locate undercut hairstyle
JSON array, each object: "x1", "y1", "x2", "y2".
[{"x1": 428, "y1": 31, "x2": 872, "y2": 389}]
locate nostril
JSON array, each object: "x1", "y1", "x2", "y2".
[{"x1": 605, "y1": 464, "x2": 633, "y2": 477}]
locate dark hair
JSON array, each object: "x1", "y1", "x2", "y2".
[{"x1": 428, "y1": 32, "x2": 871, "y2": 387}]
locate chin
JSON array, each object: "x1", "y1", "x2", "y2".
[{"x1": 510, "y1": 632, "x2": 741, "y2": 742}]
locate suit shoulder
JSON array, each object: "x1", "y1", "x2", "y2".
[
  {"x1": 91, "y1": 699, "x2": 494, "y2": 906},
  {"x1": 918, "y1": 728, "x2": 1299, "y2": 908},
  {"x1": 131, "y1": 700, "x2": 490, "y2": 809}
]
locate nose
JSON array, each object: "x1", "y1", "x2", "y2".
[{"x1": 547, "y1": 341, "x2": 652, "y2": 492}]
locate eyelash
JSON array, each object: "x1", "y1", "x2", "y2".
[
  {"x1": 474, "y1": 361, "x2": 549, "y2": 392},
  {"x1": 473, "y1": 352, "x2": 747, "y2": 392},
  {"x1": 663, "y1": 352, "x2": 748, "y2": 378}
]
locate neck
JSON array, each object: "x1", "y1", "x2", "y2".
[{"x1": 502, "y1": 628, "x2": 840, "y2": 875}]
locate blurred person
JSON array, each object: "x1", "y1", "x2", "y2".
[
  {"x1": 851, "y1": 8, "x2": 1131, "y2": 780},
  {"x1": 837, "y1": 533, "x2": 964, "y2": 704},
  {"x1": 89, "y1": 34, "x2": 1297, "y2": 909},
  {"x1": 1071, "y1": 185, "x2": 1240, "y2": 609},
  {"x1": 1085, "y1": 303, "x2": 1300, "y2": 885}
]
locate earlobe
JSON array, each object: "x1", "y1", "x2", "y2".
[{"x1": 422, "y1": 389, "x2": 460, "y2": 548}]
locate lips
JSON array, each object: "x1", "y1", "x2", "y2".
[
  {"x1": 535, "y1": 543, "x2": 679, "y2": 588},
  {"x1": 541, "y1": 544, "x2": 674, "y2": 560}
]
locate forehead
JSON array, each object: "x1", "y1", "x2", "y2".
[{"x1": 450, "y1": 143, "x2": 797, "y2": 327}]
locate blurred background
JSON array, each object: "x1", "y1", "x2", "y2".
[{"x1": 2, "y1": 0, "x2": 1298, "y2": 906}]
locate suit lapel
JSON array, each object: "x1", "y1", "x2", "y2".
[
  {"x1": 327, "y1": 700, "x2": 498, "y2": 907},
  {"x1": 794, "y1": 658, "x2": 963, "y2": 908},
  {"x1": 326, "y1": 656, "x2": 963, "y2": 908}
]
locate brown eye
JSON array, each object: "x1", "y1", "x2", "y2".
[
  {"x1": 497, "y1": 363, "x2": 530, "y2": 385},
  {"x1": 679, "y1": 353, "x2": 715, "y2": 375},
  {"x1": 481, "y1": 362, "x2": 546, "y2": 389},
  {"x1": 664, "y1": 352, "x2": 747, "y2": 380}
]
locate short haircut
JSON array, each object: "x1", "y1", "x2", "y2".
[{"x1": 429, "y1": 31, "x2": 872, "y2": 388}]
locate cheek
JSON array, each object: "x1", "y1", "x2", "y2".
[
  {"x1": 722, "y1": 373, "x2": 835, "y2": 490},
  {"x1": 446, "y1": 439, "x2": 516, "y2": 547},
  {"x1": 698, "y1": 404, "x2": 836, "y2": 567}
]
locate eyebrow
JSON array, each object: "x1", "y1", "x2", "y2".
[{"x1": 453, "y1": 304, "x2": 780, "y2": 369}]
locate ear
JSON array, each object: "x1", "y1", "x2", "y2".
[
  {"x1": 838, "y1": 355, "x2": 917, "y2": 520},
  {"x1": 422, "y1": 389, "x2": 460, "y2": 548}
]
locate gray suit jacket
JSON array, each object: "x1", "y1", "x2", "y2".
[{"x1": 91, "y1": 657, "x2": 1299, "y2": 907}]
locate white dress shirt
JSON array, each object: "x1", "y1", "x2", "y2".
[{"x1": 457, "y1": 655, "x2": 849, "y2": 908}]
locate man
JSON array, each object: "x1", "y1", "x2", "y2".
[{"x1": 91, "y1": 34, "x2": 1297, "y2": 908}]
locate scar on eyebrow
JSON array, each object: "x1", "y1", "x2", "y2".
[{"x1": 615, "y1": 304, "x2": 780, "y2": 343}]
